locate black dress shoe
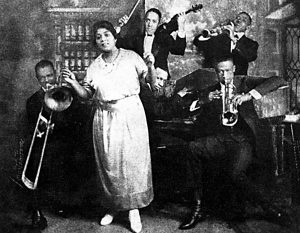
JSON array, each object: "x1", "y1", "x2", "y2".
[
  {"x1": 54, "y1": 206, "x2": 69, "y2": 218},
  {"x1": 32, "y1": 209, "x2": 48, "y2": 230},
  {"x1": 179, "y1": 200, "x2": 206, "y2": 230},
  {"x1": 264, "y1": 206, "x2": 292, "y2": 227}
]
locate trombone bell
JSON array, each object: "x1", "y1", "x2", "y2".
[{"x1": 44, "y1": 86, "x2": 73, "y2": 112}]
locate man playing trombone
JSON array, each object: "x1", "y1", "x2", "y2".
[{"x1": 24, "y1": 60, "x2": 88, "y2": 230}]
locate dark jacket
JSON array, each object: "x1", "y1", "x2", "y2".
[
  {"x1": 117, "y1": 30, "x2": 186, "y2": 74},
  {"x1": 117, "y1": 30, "x2": 186, "y2": 126},
  {"x1": 26, "y1": 89, "x2": 88, "y2": 142},
  {"x1": 194, "y1": 75, "x2": 287, "y2": 158},
  {"x1": 25, "y1": 89, "x2": 92, "y2": 185},
  {"x1": 193, "y1": 33, "x2": 258, "y2": 75}
]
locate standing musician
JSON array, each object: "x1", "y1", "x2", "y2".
[
  {"x1": 24, "y1": 60, "x2": 86, "y2": 230},
  {"x1": 116, "y1": 8, "x2": 186, "y2": 77},
  {"x1": 178, "y1": 55, "x2": 291, "y2": 230},
  {"x1": 193, "y1": 11, "x2": 258, "y2": 75},
  {"x1": 116, "y1": 7, "x2": 186, "y2": 135}
]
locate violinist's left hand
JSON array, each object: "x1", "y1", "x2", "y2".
[{"x1": 177, "y1": 12, "x2": 186, "y2": 34}]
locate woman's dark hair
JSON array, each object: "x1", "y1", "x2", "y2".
[
  {"x1": 92, "y1": 20, "x2": 117, "y2": 47},
  {"x1": 145, "y1": 8, "x2": 162, "y2": 21}
]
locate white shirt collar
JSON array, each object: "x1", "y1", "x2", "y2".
[
  {"x1": 234, "y1": 32, "x2": 244, "y2": 40},
  {"x1": 145, "y1": 32, "x2": 155, "y2": 37},
  {"x1": 144, "y1": 35, "x2": 155, "y2": 54}
]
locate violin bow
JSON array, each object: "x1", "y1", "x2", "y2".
[
  {"x1": 119, "y1": 0, "x2": 141, "y2": 28},
  {"x1": 128, "y1": 0, "x2": 141, "y2": 19}
]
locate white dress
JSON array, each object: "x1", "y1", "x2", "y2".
[{"x1": 83, "y1": 49, "x2": 153, "y2": 210}]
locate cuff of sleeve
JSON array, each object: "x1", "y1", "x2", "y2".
[
  {"x1": 231, "y1": 41, "x2": 237, "y2": 52},
  {"x1": 114, "y1": 26, "x2": 121, "y2": 34},
  {"x1": 177, "y1": 31, "x2": 186, "y2": 38},
  {"x1": 177, "y1": 92, "x2": 185, "y2": 97},
  {"x1": 190, "y1": 100, "x2": 200, "y2": 112},
  {"x1": 249, "y1": 89, "x2": 262, "y2": 100},
  {"x1": 147, "y1": 83, "x2": 152, "y2": 91}
]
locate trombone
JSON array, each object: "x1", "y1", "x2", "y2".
[{"x1": 22, "y1": 76, "x2": 73, "y2": 190}]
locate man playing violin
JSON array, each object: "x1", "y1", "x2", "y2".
[
  {"x1": 116, "y1": 8, "x2": 186, "y2": 133},
  {"x1": 116, "y1": 8, "x2": 186, "y2": 77}
]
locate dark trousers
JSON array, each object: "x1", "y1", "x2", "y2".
[
  {"x1": 187, "y1": 131, "x2": 269, "y2": 213},
  {"x1": 25, "y1": 137, "x2": 73, "y2": 209}
]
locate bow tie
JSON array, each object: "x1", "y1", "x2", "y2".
[
  {"x1": 234, "y1": 34, "x2": 239, "y2": 40},
  {"x1": 146, "y1": 34, "x2": 154, "y2": 37}
]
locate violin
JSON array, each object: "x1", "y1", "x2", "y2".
[{"x1": 156, "y1": 4, "x2": 203, "y2": 35}]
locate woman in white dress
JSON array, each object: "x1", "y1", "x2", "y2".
[{"x1": 63, "y1": 20, "x2": 155, "y2": 233}]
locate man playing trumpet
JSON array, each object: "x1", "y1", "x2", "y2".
[
  {"x1": 178, "y1": 55, "x2": 291, "y2": 229},
  {"x1": 193, "y1": 11, "x2": 258, "y2": 75}
]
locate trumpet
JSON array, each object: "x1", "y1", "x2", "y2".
[
  {"x1": 22, "y1": 74, "x2": 73, "y2": 190},
  {"x1": 221, "y1": 80, "x2": 238, "y2": 127}
]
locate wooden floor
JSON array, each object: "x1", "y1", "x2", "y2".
[
  {"x1": 1, "y1": 154, "x2": 300, "y2": 233},
  {"x1": 1, "y1": 200, "x2": 299, "y2": 233}
]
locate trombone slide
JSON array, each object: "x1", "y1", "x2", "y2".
[{"x1": 22, "y1": 107, "x2": 54, "y2": 190}]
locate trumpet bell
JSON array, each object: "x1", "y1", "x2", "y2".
[
  {"x1": 44, "y1": 87, "x2": 73, "y2": 112},
  {"x1": 222, "y1": 111, "x2": 238, "y2": 127}
]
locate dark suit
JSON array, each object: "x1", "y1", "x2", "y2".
[
  {"x1": 25, "y1": 89, "x2": 89, "y2": 206},
  {"x1": 117, "y1": 30, "x2": 186, "y2": 75},
  {"x1": 193, "y1": 33, "x2": 258, "y2": 75},
  {"x1": 186, "y1": 75, "x2": 286, "y2": 214},
  {"x1": 117, "y1": 31, "x2": 186, "y2": 130}
]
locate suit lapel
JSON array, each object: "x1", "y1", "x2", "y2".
[
  {"x1": 236, "y1": 35, "x2": 249, "y2": 47},
  {"x1": 137, "y1": 34, "x2": 160, "y2": 57},
  {"x1": 151, "y1": 37, "x2": 160, "y2": 57}
]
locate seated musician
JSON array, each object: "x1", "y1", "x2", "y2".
[
  {"x1": 144, "y1": 66, "x2": 195, "y2": 133},
  {"x1": 24, "y1": 60, "x2": 88, "y2": 230},
  {"x1": 147, "y1": 66, "x2": 197, "y2": 204},
  {"x1": 178, "y1": 54, "x2": 291, "y2": 230},
  {"x1": 152, "y1": 67, "x2": 194, "y2": 119}
]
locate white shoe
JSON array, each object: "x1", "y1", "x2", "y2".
[
  {"x1": 129, "y1": 209, "x2": 142, "y2": 233},
  {"x1": 100, "y1": 213, "x2": 114, "y2": 226}
]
